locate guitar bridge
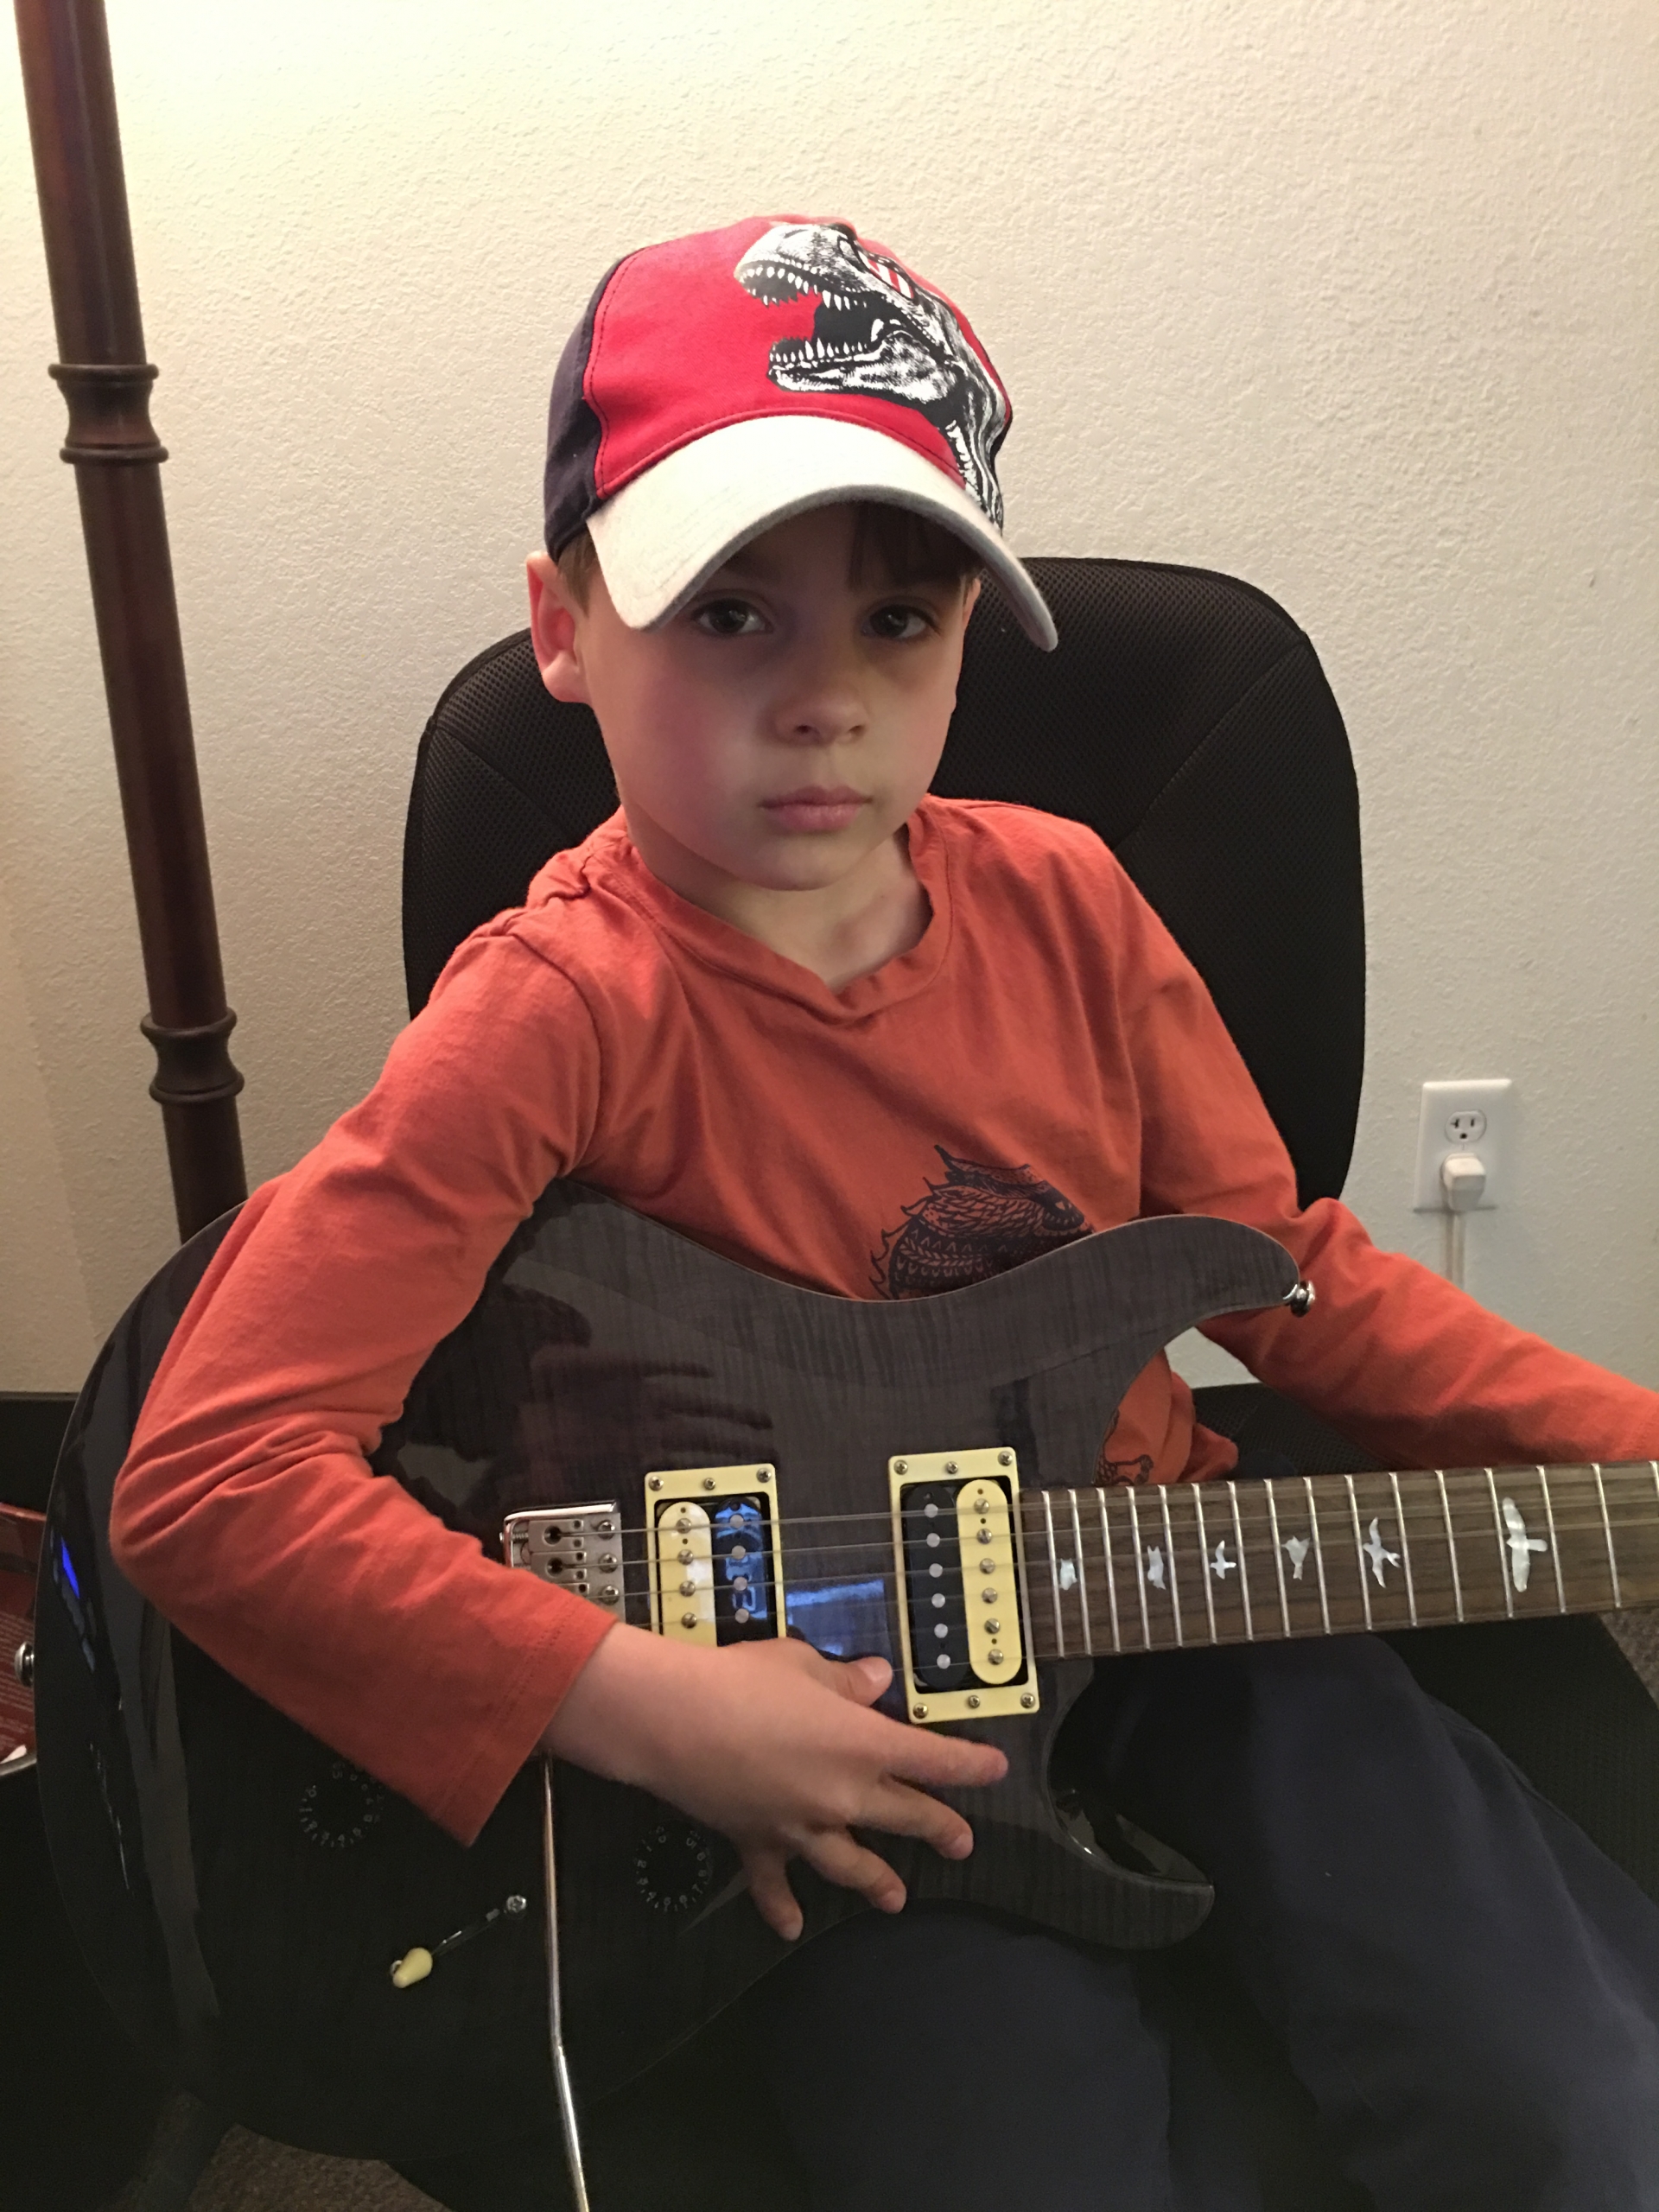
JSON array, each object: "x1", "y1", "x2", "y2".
[
  {"x1": 502, "y1": 1504, "x2": 626, "y2": 1621},
  {"x1": 890, "y1": 1448, "x2": 1038, "y2": 1723}
]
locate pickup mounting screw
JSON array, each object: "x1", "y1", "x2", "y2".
[
  {"x1": 998, "y1": 1451, "x2": 1012, "y2": 1466},
  {"x1": 944, "y1": 1460, "x2": 958, "y2": 1475},
  {"x1": 758, "y1": 1470, "x2": 771, "y2": 1482},
  {"x1": 1020, "y1": 1692, "x2": 1037, "y2": 1709},
  {"x1": 965, "y1": 1694, "x2": 982, "y2": 1709},
  {"x1": 648, "y1": 1477, "x2": 663, "y2": 1491},
  {"x1": 894, "y1": 1460, "x2": 908, "y2": 1475},
  {"x1": 702, "y1": 1477, "x2": 717, "y2": 1491},
  {"x1": 912, "y1": 1702, "x2": 928, "y2": 1719}
]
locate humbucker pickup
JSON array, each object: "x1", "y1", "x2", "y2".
[
  {"x1": 890, "y1": 1448, "x2": 1037, "y2": 1722},
  {"x1": 645, "y1": 1464, "x2": 786, "y2": 1647}
]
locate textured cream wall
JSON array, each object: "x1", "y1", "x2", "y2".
[{"x1": 2, "y1": 0, "x2": 1655, "y2": 1393}]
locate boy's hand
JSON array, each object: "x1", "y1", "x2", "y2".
[{"x1": 539, "y1": 1624, "x2": 1007, "y2": 1941}]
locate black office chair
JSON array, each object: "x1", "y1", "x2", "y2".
[{"x1": 403, "y1": 557, "x2": 1659, "y2": 2207}]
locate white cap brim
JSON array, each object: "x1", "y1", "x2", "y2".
[{"x1": 586, "y1": 415, "x2": 1058, "y2": 651}]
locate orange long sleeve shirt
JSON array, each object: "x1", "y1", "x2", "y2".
[{"x1": 111, "y1": 799, "x2": 1659, "y2": 1841}]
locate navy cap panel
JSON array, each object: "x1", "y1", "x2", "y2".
[{"x1": 543, "y1": 257, "x2": 623, "y2": 556}]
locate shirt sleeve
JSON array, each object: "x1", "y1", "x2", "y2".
[
  {"x1": 110, "y1": 928, "x2": 617, "y2": 1845},
  {"x1": 1105, "y1": 861, "x2": 1659, "y2": 1471}
]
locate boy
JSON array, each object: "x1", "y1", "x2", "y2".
[{"x1": 114, "y1": 218, "x2": 1659, "y2": 2209}]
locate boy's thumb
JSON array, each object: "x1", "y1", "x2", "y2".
[{"x1": 836, "y1": 1654, "x2": 893, "y2": 1705}]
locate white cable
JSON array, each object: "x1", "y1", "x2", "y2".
[{"x1": 1440, "y1": 1152, "x2": 1486, "y2": 1290}]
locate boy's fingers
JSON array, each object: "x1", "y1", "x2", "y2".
[
  {"x1": 743, "y1": 1848, "x2": 804, "y2": 1942},
  {"x1": 834, "y1": 1654, "x2": 892, "y2": 1706},
  {"x1": 890, "y1": 1729, "x2": 1007, "y2": 1792},
  {"x1": 798, "y1": 1827, "x2": 908, "y2": 1916},
  {"x1": 861, "y1": 1777, "x2": 976, "y2": 1859}
]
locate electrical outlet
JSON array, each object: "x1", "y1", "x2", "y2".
[{"x1": 1413, "y1": 1079, "x2": 1512, "y2": 1211}]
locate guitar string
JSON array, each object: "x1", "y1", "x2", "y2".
[
  {"x1": 507, "y1": 1473, "x2": 1654, "y2": 1548},
  {"x1": 552, "y1": 1504, "x2": 1656, "y2": 1605},
  {"x1": 598, "y1": 1501, "x2": 1650, "y2": 1629},
  {"x1": 527, "y1": 1491, "x2": 1659, "y2": 1560}
]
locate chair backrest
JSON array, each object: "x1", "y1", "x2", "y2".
[{"x1": 403, "y1": 557, "x2": 1363, "y2": 1206}]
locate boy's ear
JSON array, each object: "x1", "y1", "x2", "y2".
[{"x1": 525, "y1": 552, "x2": 592, "y2": 705}]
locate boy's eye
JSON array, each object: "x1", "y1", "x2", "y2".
[
  {"x1": 691, "y1": 598, "x2": 766, "y2": 638},
  {"x1": 865, "y1": 603, "x2": 935, "y2": 643}
]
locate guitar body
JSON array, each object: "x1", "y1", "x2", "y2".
[{"x1": 34, "y1": 1184, "x2": 1297, "y2": 2160}]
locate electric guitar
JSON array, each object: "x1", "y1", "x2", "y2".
[{"x1": 31, "y1": 1183, "x2": 1659, "y2": 2164}]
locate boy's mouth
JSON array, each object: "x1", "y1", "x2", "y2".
[{"x1": 761, "y1": 785, "x2": 869, "y2": 833}]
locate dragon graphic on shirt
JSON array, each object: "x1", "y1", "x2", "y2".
[
  {"x1": 872, "y1": 1149, "x2": 1156, "y2": 1485},
  {"x1": 733, "y1": 221, "x2": 1009, "y2": 524},
  {"x1": 872, "y1": 1148, "x2": 1088, "y2": 1298}
]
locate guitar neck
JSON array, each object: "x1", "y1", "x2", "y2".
[{"x1": 1018, "y1": 1463, "x2": 1659, "y2": 1661}]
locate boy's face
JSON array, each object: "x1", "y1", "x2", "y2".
[{"x1": 526, "y1": 505, "x2": 978, "y2": 905}]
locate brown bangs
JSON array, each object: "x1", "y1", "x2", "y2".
[{"x1": 847, "y1": 501, "x2": 982, "y2": 591}]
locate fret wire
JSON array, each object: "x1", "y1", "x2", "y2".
[
  {"x1": 1388, "y1": 1470, "x2": 1419, "y2": 1627},
  {"x1": 1096, "y1": 1487, "x2": 1123, "y2": 1654},
  {"x1": 1011, "y1": 1478, "x2": 1042, "y2": 1675},
  {"x1": 1040, "y1": 1489, "x2": 1066, "y2": 1658},
  {"x1": 1484, "y1": 1469, "x2": 1515, "y2": 1618},
  {"x1": 1536, "y1": 1465, "x2": 1567, "y2": 1614},
  {"x1": 1592, "y1": 1464, "x2": 1622, "y2": 1609},
  {"x1": 1067, "y1": 1491, "x2": 1093, "y2": 1658},
  {"x1": 1433, "y1": 1469, "x2": 1465, "y2": 1622},
  {"x1": 1303, "y1": 1476, "x2": 1332, "y2": 1637},
  {"x1": 1227, "y1": 1479, "x2": 1255, "y2": 1642},
  {"x1": 1127, "y1": 1488, "x2": 1153, "y2": 1649},
  {"x1": 1342, "y1": 1472, "x2": 1375, "y2": 1632},
  {"x1": 1265, "y1": 1480, "x2": 1293, "y2": 1637},
  {"x1": 1158, "y1": 1485, "x2": 1185, "y2": 1648},
  {"x1": 1192, "y1": 1484, "x2": 1219, "y2": 1647}
]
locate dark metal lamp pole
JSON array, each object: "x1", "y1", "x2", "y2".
[{"x1": 15, "y1": 0, "x2": 246, "y2": 1240}]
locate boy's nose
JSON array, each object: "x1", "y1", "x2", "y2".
[{"x1": 771, "y1": 646, "x2": 868, "y2": 746}]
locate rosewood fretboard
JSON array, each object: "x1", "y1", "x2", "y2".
[{"x1": 1018, "y1": 1463, "x2": 1659, "y2": 1660}]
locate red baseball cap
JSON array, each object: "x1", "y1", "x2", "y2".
[{"x1": 543, "y1": 216, "x2": 1058, "y2": 650}]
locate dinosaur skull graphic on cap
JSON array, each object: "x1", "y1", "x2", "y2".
[{"x1": 734, "y1": 222, "x2": 1009, "y2": 526}]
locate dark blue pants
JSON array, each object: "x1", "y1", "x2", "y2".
[{"x1": 401, "y1": 1637, "x2": 1659, "y2": 2210}]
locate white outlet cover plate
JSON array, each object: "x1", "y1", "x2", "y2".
[{"x1": 1413, "y1": 1078, "x2": 1512, "y2": 1211}]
